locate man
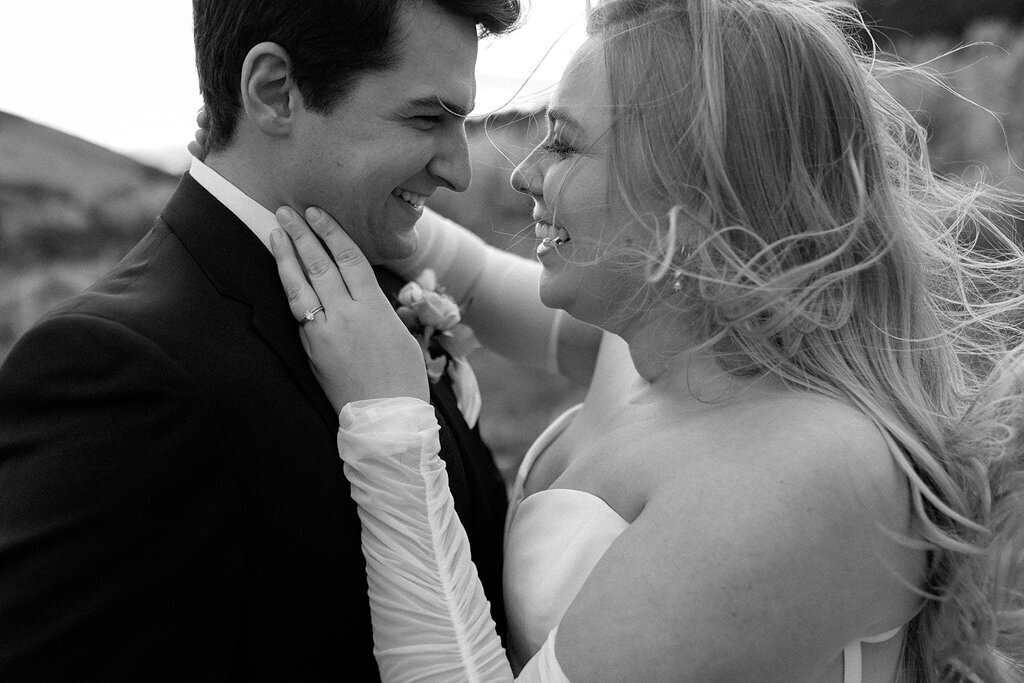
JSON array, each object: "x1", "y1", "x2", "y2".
[{"x1": 0, "y1": 0, "x2": 519, "y2": 679}]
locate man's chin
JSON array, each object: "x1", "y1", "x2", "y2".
[{"x1": 371, "y1": 226, "x2": 419, "y2": 264}]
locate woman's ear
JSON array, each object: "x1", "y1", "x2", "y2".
[{"x1": 239, "y1": 42, "x2": 301, "y2": 138}]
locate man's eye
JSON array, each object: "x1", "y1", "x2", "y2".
[{"x1": 411, "y1": 115, "x2": 443, "y2": 129}]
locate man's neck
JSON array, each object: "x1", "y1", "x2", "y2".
[
  {"x1": 190, "y1": 153, "x2": 284, "y2": 252},
  {"x1": 204, "y1": 148, "x2": 287, "y2": 215}
]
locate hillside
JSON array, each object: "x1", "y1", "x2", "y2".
[
  {"x1": 0, "y1": 111, "x2": 179, "y2": 264},
  {"x1": 0, "y1": 111, "x2": 175, "y2": 200}
]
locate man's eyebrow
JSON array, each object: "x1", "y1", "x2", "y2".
[{"x1": 406, "y1": 96, "x2": 473, "y2": 119}]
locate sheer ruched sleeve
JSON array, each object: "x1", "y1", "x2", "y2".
[{"x1": 338, "y1": 397, "x2": 569, "y2": 682}]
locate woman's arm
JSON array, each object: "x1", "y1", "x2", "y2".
[
  {"x1": 389, "y1": 208, "x2": 601, "y2": 385},
  {"x1": 338, "y1": 397, "x2": 514, "y2": 681},
  {"x1": 271, "y1": 206, "x2": 569, "y2": 681},
  {"x1": 339, "y1": 396, "x2": 585, "y2": 682}
]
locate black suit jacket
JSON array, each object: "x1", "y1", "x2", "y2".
[{"x1": 0, "y1": 175, "x2": 507, "y2": 681}]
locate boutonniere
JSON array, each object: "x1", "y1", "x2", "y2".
[{"x1": 396, "y1": 269, "x2": 482, "y2": 428}]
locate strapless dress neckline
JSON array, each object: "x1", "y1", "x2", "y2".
[
  {"x1": 505, "y1": 483, "x2": 628, "y2": 666},
  {"x1": 502, "y1": 403, "x2": 904, "y2": 681}
]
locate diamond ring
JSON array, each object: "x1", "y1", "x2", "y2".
[{"x1": 300, "y1": 305, "x2": 325, "y2": 325}]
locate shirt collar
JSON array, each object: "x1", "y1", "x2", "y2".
[{"x1": 189, "y1": 156, "x2": 279, "y2": 253}]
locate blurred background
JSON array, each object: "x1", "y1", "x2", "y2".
[{"x1": 2, "y1": 0, "x2": 1023, "y2": 483}]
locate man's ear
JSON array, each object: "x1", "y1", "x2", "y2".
[{"x1": 239, "y1": 42, "x2": 301, "y2": 137}]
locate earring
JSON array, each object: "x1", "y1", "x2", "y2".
[{"x1": 672, "y1": 244, "x2": 691, "y2": 292}]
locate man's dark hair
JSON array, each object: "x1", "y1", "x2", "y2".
[{"x1": 193, "y1": 0, "x2": 522, "y2": 151}]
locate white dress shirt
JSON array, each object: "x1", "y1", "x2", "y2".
[{"x1": 189, "y1": 156, "x2": 280, "y2": 252}]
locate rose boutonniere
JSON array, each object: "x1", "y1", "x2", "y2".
[{"x1": 396, "y1": 269, "x2": 482, "y2": 428}]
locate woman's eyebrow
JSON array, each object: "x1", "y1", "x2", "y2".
[{"x1": 546, "y1": 106, "x2": 583, "y2": 133}]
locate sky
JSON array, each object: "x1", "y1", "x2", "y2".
[{"x1": 2, "y1": 1, "x2": 587, "y2": 171}]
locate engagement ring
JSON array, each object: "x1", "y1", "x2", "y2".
[{"x1": 300, "y1": 305, "x2": 325, "y2": 324}]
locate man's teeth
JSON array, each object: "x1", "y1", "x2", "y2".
[
  {"x1": 534, "y1": 221, "x2": 570, "y2": 244},
  {"x1": 394, "y1": 189, "x2": 426, "y2": 209}
]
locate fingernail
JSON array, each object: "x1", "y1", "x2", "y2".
[
  {"x1": 275, "y1": 207, "x2": 294, "y2": 225},
  {"x1": 305, "y1": 207, "x2": 322, "y2": 222},
  {"x1": 269, "y1": 228, "x2": 282, "y2": 245}
]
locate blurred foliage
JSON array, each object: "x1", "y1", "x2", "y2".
[
  {"x1": 0, "y1": 182, "x2": 173, "y2": 267},
  {"x1": 878, "y1": 22, "x2": 1024, "y2": 192},
  {"x1": 858, "y1": 0, "x2": 1024, "y2": 38}
]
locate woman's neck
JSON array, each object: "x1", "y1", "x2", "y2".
[{"x1": 616, "y1": 302, "x2": 775, "y2": 405}]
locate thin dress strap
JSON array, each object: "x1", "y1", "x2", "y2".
[
  {"x1": 504, "y1": 404, "x2": 583, "y2": 541},
  {"x1": 842, "y1": 627, "x2": 903, "y2": 683}
]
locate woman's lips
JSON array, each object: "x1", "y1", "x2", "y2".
[
  {"x1": 535, "y1": 222, "x2": 570, "y2": 259},
  {"x1": 534, "y1": 220, "x2": 570, "y2": 245}
]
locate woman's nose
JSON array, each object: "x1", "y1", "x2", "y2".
[{"x1": 511, "y1": 148, "x2": 545, "y2": 197}]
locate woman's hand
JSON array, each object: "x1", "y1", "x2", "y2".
[
  {"x1": 187, "y1": 107, "x2": 210, "y2": 160},
  {"x1": 271, "y1": 206, "x2": 429, "y2": 413}
]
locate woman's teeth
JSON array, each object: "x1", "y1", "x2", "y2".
[
  {"x1": 534, "y1": 221, "x2": 570, "y2": 245},
  {"x1": 394, "y1": 189, "x2": 426, "y2": 209}
]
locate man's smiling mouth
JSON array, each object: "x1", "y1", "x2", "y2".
[{"x1": 393, "y1": 188, "x2": 427, "y2": 209}]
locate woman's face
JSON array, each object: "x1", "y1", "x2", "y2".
[{"x1": 512, "y1": 39, "x2": 646, "y2": 330}]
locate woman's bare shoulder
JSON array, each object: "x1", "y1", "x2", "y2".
[
  {"x1": 646, "y1": 391, "x2": 924, "y2": 628},
  {"x1": 653, "y1": 391, "x2": 906, "y2": 512},
  {"x1": 555, "y1": 393, "x2": 925, "y2": 680}
]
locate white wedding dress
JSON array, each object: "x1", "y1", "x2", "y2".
[
  {"x1": 338, "y1": 395, "x2": 904, "y2": 682},
  {"x1": 502, "y1": 404, "x2": 624, "y2": 670}
]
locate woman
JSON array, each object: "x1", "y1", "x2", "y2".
[{"x1": 266, "y1": 0, "x2": 1024, "y2": 679}]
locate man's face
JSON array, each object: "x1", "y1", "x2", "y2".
[{"x1": 287, "y1": 1, "x2": 478, "y2": 264}]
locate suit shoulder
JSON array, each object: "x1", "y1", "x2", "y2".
[
  {"x1": 0, "y1": 311, "x2": 201, "y2": 401},
  {"x1": 56, "y1": 222, "x2": 198, "y2": 317}
]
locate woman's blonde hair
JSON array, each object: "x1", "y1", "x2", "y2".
[{"x1": 586, "y1": 0, "x2": 1024, "y2": 678}]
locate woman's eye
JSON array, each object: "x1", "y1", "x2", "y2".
[{"x1": 541, "y1": 139, "x2": 576, "y2": 158}]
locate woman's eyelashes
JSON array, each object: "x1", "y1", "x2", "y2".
[{"x1": 540, "y1": 136, "x2": 578, "y2": 159}]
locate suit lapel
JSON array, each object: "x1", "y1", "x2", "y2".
[{"x1": 160, "y1": 174, "x2": 339, "y2": 429}]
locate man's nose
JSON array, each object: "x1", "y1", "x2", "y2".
[{"x1": 429, "y1": 126, "x2": 472, "y2": 193}]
